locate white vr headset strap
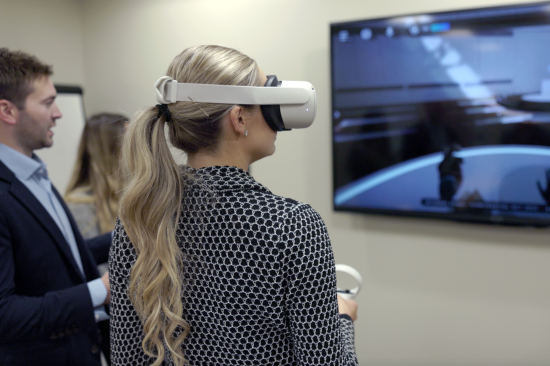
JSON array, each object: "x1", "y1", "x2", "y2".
[{"x1": 154, "y1": 76, "x2": 310, "y2": 105}]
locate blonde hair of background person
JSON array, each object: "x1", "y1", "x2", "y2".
[
  {"x1": 111, "y1": 45, "x2": 358, "y2": 366},
  {"x1": 65, "y1": 113, "x2": 128, "y2": 237}
]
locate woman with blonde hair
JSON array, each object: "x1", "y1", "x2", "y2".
[
  {"x1": 110, "y1": 45, "x2": 358, "y2": 366},
  {"x1": 65, "y1": 113, "x2": 128, "y2": 239}
]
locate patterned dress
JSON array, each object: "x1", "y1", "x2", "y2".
[{"x1": 109, "y1": 166, "x2": 358, "y2": 365}]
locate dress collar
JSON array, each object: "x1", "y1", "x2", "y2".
[{"x1": 183, "y1": 165, "x2": 271, "y2": 194}]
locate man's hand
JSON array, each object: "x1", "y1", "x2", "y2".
[
  {"x1": 101, "y1": 271, "x2": 110, "y2": 305},
  {"x1": 337, "y1": 294, "x2": 358, "y2": 321}
]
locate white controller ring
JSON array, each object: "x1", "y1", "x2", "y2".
[{"x1": 335, "y1": 264, "x2": 362, "y2": 300}]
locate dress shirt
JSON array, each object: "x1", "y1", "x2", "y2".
[{"x1": 0, "y1": 143, "x2": 108, "y2": 321}]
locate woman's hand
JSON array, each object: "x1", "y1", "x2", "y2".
[
  {"x1": 101, "y1": 271, "x2": 111, "y2": 305},
  {"x1": 337, "y1": 294, "x2": 358, "y2": 321}
]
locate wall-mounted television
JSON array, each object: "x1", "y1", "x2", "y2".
[{"x1": 331, "y1": 1, "x2": 550, "y2": 226}]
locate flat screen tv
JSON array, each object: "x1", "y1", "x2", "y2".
[{"x1": 331, "y1": 2, "x2": 550, "y2": 226}]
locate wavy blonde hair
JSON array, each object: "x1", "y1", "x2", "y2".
[
  {"x1": 119, "y1": 45, "x2": 261, "y2": 366},
  {"x1": 65, "y1": 113, "x2": 128, "y2": 234}
]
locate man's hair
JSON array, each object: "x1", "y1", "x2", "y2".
[{"x1": 0, "y1": 48, "x2": 52, "y2": 109}]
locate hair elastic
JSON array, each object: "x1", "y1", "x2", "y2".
[{"x1": 156, "y1": 104, "x2": 172, "y2": 122}]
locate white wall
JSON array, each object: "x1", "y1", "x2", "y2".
[
  {"x1": 0, "y1": 0, "x2": 87, "y2": 192},
  {"x1": 0, "y1": 0, "x2": 86, "y2": 86},
  {"x1": 3, "y1": 0, "x2": 550, "y2": 364}
]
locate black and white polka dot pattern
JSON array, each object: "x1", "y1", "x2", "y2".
[{"x1": 109, "y1": 166, "x2": 358, "y2": 365}]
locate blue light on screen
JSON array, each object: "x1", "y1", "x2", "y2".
[{"x1": 430, "y1": 22, "x2": 451, "y2": 33}]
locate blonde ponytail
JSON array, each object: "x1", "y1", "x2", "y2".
[{"x1": 119, "y1": 108, "x2": 189, "y2": 366}]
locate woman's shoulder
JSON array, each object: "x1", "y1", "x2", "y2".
[
  {"x1": 252, "y1": 190, "x2": 324, "y2": 224},
  {"x1": 65, "y1": 197, "x2": 100, "y2": 238},
  {"x1": 66, "y1": 199, "x2": 96, "y2": 222}
]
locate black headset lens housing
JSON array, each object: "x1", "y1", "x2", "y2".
[{"x1": 260, "y1": 75, "x2": 290, "y2": 132}]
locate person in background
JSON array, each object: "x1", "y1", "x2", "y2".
[
  {"x1": 65, "y1": 113, "x2": 128, "y2": 239},
  {"x1": 0, "y1": 48, "x2": 111, "y2": 366},
  {"x1": 109, "y1": 45, "x2": 359, "y2": 366}
]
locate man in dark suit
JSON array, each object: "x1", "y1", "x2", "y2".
[{"x1": 0, "y1": 48, "x2": 111, "y2": 365}]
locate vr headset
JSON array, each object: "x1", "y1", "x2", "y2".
[{"x1": 154, "y1": 75, "x2": 316, "y2": 131}]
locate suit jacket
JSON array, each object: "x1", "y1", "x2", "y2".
[{"x1": 0, "y1": 160, "x2": 111, "y2": 366}]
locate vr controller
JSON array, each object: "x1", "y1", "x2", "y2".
[
  {"x1": 154, "y1": 75, "x2": 317, "y2": 132},
  {"x1": 335, "y1": 264, "x2": 363, "y2": 300}
]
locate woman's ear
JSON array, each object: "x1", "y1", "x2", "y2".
[
  {"x1": 227, "y1": 105, "x2": 247, "y2": 136},
  {"x1": 0, "y1": 100, "x2": 19, "y2": 126}
]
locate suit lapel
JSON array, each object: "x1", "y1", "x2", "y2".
[{"x1": 0, "y1": 162, "x2": 86, "y2": 282}]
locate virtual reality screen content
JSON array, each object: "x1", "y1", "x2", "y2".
[{"x1": 331, "y1": 2, "x2": 550, "y2": 226}]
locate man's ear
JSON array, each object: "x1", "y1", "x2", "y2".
[
  {"x1": 0, "y1": 100, "x2": 19, "y2": 125},
  {"x1": 227, "y1": 105, "x2": 246, "y2": 136}
]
